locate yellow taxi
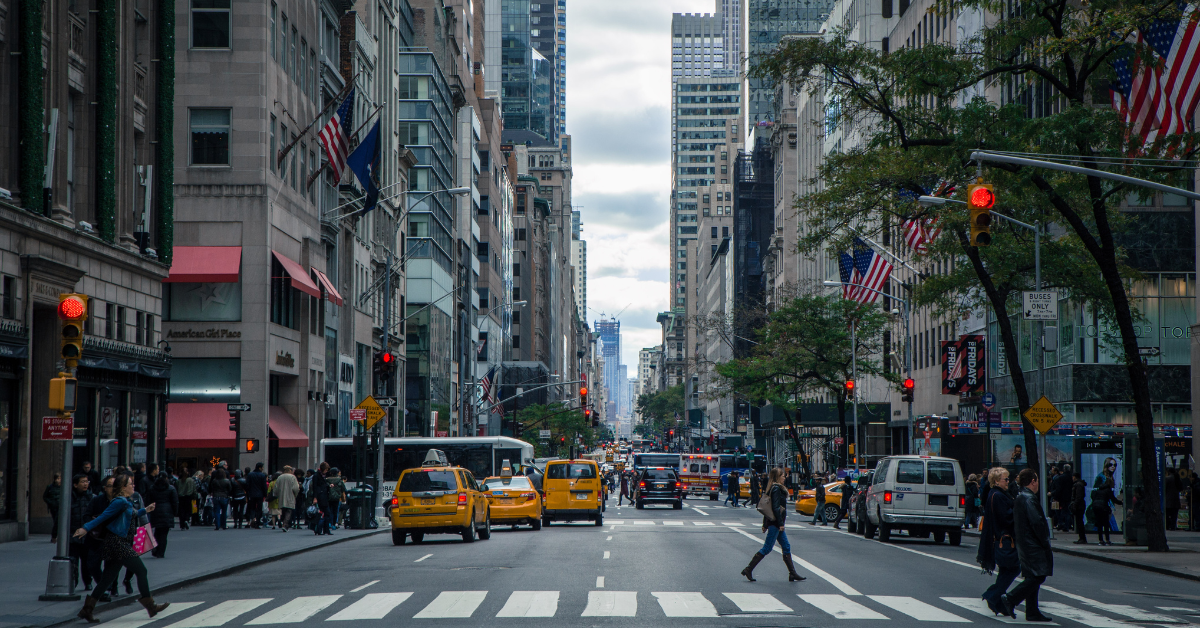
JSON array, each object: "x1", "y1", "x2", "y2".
[
  {"x1": 541, "y1": 459, "x2": 603, "y2": 526},
  {"x1": 482, "y1": 468, "x2": 543, "y2": 531},
  {"x1": 795, "y1": 481, "x2": 848, "y2": 521},
  {"x1": 387, "y1": 449, "x2": 492, "y2": 545}
]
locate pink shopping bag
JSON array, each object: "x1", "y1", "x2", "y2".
[{"x1": 132, "y1": 524, "x2": 157, "y2": 555}]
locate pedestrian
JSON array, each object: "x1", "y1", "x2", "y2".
[
  {"x1": 1054, "y1": 464, "x2": 1073, "y2": 530},
  {"x1": 618, "y1": 470, "x2": 629, "y2": 506},
  {"x1": 196, "y1": 470, "x2": 212, "y2": 526},
  {"x1": 740, "y1": 467, "x2": 805, "y2": 582},
  {"x1": 208, "y1": 468, "x2": 232, "y2": 530},
  {"x1": 267, "y1": 473, "x2": 282, "y2": 528},
  {"x1": 131, "y1": 464, "x2": 146, "y2": 497},
  {"x1": 146, "y1": 474, "x2": 177, "y2": 558},
  {"x1": 82, "y1": 462, "x2": 101, "y2": 495},
  {"x1": 833, "y1": 476, "x2": 853, "y2": 529},
  {"x1": 747, "y1": 471, "x2": 760, "y2": 509},
  {"x1": 965, "y1": 474, "x2": 981, "y2": 529},
  {"x1": 978, "y1": 467, "x2": 1018, "y2": 615},
  {"x1": 1092, "y1": 477, "x2": 1122, "y2": 546},
  {"x1": 810, "y1": 480, "x2": 827, "y2": 526},
  {"x1": 69, "y1": 474, "x2": 94, "y2": 590},
  {"x1": 1067, "y1": 472, "x2": 1087, "y2": 543},
  {"x1": 273, "y1": 465, "x2": 300, "y2": 532},
  {"x1": 294, "y1": 468, "x2": 307, "y2": 529},
  {"x1": 997, "y1": 469, "x2": 1053, "y2": 622},
  {"x1": 311, "y1": 462, "x2": 333, "y2": 535},
  {"x1": 73, "y1": 473, "x2": 169, "y2": 623},
  {"x1": 725, "y1": 472, "x2": 740, "y2": 507},
  {"x1": 44, "y1": 473, "x2": 63, "y2": 542},
  {"x1": 176, "y1": 470, "x2": 195, "y2": 530},
  {"x1": 1164, "y1": 468, "x2": 1181, "y2": 531},
  {"x1": 137, "y1": 464, "x2": 158, "y2": 498},
  {"x1": 327, "y1": 468, "x2": 347, "y2": 528},
  {"x1": 230, "y1": 469, "x2": 247, "y2": 529},
  {"x1": 246, "y1": 463, "x2": 269, "y2": 529},
  {"x1": 121, "y1": 480, "x2": 150, "y2": 594},
  {"x1": 85, "y1": 476, "x2": 117, "y2": 601}
]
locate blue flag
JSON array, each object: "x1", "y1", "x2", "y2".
[{"x1": 346, "y1": 120, "x2": 381, "y2": 215}]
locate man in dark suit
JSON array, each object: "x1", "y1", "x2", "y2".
[{"x1": 246, "y1": 462, "x2": 270, "y2": 528}]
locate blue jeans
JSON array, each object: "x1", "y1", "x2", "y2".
[
  {"x1": 213, "y1": 497, "x2": 229, "y2": 529},
  {"x1": 812, "y1": 502, "x2": 826, "y2": 525},
  {"x1": 759, "y1": 524, "x2": 791, "y2": 555}
]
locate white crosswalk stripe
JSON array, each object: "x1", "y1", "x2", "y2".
[
  {"x1": 326, "y1": 593, "x2": 412, "y2": 621},
  {"x1": 581, "y1": 591, "x2": 637, "y2": 616},
  {"x1": 662, "y1": 521, "x2": 684, "y2": 526},
  {"x1": 164, "y1": 599, "x2": 274, "y2": 628},
  {"x1": 724, "y1": 593, "x2": 792, "y2": 613},
  {"x1": 247, "y1": 597, "x2": 341, "y2": 625},
  {"x1": 1043, "y1": 587, "x2": 1185, "y2": 624},
  {"x1": 99, "y1": 602, "x2": 204, "y2": 628},
  {"x1": 799, "y1": 594, "x2": 888, "y2": 620},
  {"x1": 1038, "y1": 602, "x2": 1129, "y2": 628},
  {"x1": 496, "y1": 591, "x2": 559, "y2": 617},
  {"x1": 652, "y1": 592, "x2": 717, "y2": 617},
  {"x1": 868, "y1": 596, "x2": 969, "y2": 622},
  {"x1": 692, "y1": 521, "x2": 715, "y2": 526},
  {"x1": 632, "y1": 520, "x2": 654, "y2": 525},
  {"x1": 412, "y1": 591, "x2": 487, "y2": 619},
  {"x1": 942, "y1": 597, "x2": 1060, "y2": 625}
]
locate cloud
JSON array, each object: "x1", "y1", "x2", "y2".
[
  {"x1": 575, "y1": 190, "x2": 667, "y2": 232},
  {"x1": 571, "y1": 107, "x2": 671, "y2": 166}
]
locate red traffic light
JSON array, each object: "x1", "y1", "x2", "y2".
[
  {"x1": 903, "y1": 378, "x2": 914, "y2": 390},
  {"x1": 969, "y1": 186, "x2": 995, "y2": 209},
  {"x1": 58, "y1": 296, "x2": 86, "y2": 320},
  {"x1": 579, "y1": 387, "x2": 588, "y2": 396},
  {"x1": 381, "y1": 352, "x2": 393, "y2": 364},
  {"x1": 844, "y1": 380, "x2": 855, "y2": 392}
]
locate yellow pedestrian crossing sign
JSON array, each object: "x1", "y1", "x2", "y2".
[
  {"x1": 356, "y1": 396, "x2": 387, "y2": 430},
  {"x1": 1023, "y1": 396, "x2": 1063, "y2": 434}
]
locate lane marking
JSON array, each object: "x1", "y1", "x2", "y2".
[
  {"x1": 693, "y1": 508, "x2": 711, "y2": 516},
  {"x1": 869, "y1": 596, "x2": 970, "y2": 622},
  {"x1": 165, "y1": 599, "x2": 273, "y2": 628},
  {"x1": 942, "y1": 597, "x2": 1059, "y2": 625},
  {"x1": 412, "y1": 591, "x2": 488, "y2": 619},
  {"x1": 662, "y1": 521, "x2": 684, "y2": 526},
  {"x1": 603, "y1": 551, "x2": 610, "y2": 559},
  {"x1": 496, "y1": 591, "x2": 559, "y2": 618},
  {"x1": 799, "y1": 594, "x2": 888, "y2": 619},
  {"x1": 724, "y1": 593, "x2": 792, "y2": 613},
  {"x1": 414, "y1": 554, "x2": 433, "y2": 563},
  {"x1": 693, "y1": 521, "x2": 715, "y2": 526},
  {"x1": 606, "y1": 535, "x2": 612, "y2": 540},
  {"x1": 1158, "y1": 607, "x2": 1200, "y2": 614},
  {"x1": 349, "y1": 581, "x2": 378, "y2": 593},
  {"x1": 722, "y1": 522, "x2": 744, "y2": 526},
  {"x1": 596, "y1": 577, "x2": 605, "y2": 588},
  {"x1": 730, "y1": 526, "x2": 861, "y2": 595},
  {"x1": 247, "y1": 596, "x2": 341, "y2": 625},
  {"x1": 581, "y1": 591, "x2": 637, "y2": 617},
  {"x1": 327, "y1": 593, "x2": 412, "y2": 621},
  {"x1": 99, "y1": 602, "x2": 203, "y2": 628},
  {"x1": 607, "y1": 520, "x2": 625, "y2": 524},
  {"x1": 1038, "y1": 602, "x2": 1129, "y2": 628},
  {"x1": 1042, "y1": 586, "x2": 1184, "y2": 623},
  {"x1": 652, "y1": 592, "x2": 718, "y2": 617},
  {"x1": 633, "y1": 520, "x2": 654, "y2": 525}
]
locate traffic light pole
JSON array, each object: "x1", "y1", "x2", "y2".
[{"x1": 851, "y1": 320, "x2": 858, "y2": 473}]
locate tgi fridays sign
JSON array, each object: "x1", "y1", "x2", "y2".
[{"x1": 941, "y1": 335, "x2": 985, "y2": 394}]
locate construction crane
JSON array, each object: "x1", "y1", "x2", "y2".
[{"x1": 587, "y1": 303, "x2": 631, "y2": 322}]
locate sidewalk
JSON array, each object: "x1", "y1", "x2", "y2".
[
  {"x1": 966, "y1": 527, "x2": 1200, "y2": 582},
  {"x1": 0, "y1": 523, "x2": 387, "y2": 628}
]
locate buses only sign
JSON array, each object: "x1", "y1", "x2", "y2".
[{"x1": 1022, "y1": 291, "x2": 1058, "y2": 320}]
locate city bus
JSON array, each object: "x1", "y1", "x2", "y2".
[
  {"x1": 718, "y1": 453, "x2": 767, "y2": 491},
  {"x1": 630, "y1": 438, "x2": 652, "y2": 452},
  {"x1": 632, "y1": 452, "x2": 681, "y2": 471},
  {"x1": 320, "y1": 436, "x2": 536, "y2": 500}
]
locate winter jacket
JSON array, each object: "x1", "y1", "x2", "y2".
[
  {"x1": 1013, "y1": 487, "x2": 1053, "y2": 578},
  {"x1": 814, "y1": 482, "x2": 826, "y2": 504},
  {"x1": 312, "y1": 471, "x2": 331, "y2": 505},
  {"x1": 246, "y1": 471, "x2": 269, "y2": 499},
  {"x1": 273, "y1": 472, "x2": 300, "y2": 510},
  {"x1": 177, "y1": 476, "x2": 197, "y2": 498},
  {"x1": 327, "y1": 476, "x2": 347, "y2": 502},
  {"x1": 1070, "y1": 479, "x2": 1086, "y2": 512},
  {"x1": 84, "y1": 496, "x2": 147, "y2": 539},
  {"x1": 762, "y1": 483, "x2": 788, "y2": 528},
  {"x1": 43, "y1": 483, "x2": 62, "y2": 514},
  {"x1": 69, "y1": 488, "x2": 92, "y2": 545},
  {"x1": 137, "y1": 473, "x2": 157, "y2": 498},
  {"x1": 977, "y1": 486, "x2": 1014, "y2": 571},
  {"x1": 1092, "y1": 485, "x2": 1122, "y2": 518},
  {"x1": 147, "y1": 484, "x2": 179, "y2": 528},
  {"x1": 208, "y1": 477, "x2": 233, "y2": 499}
]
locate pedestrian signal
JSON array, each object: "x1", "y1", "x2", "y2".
[
  {"x1": 242, "y1": 438, "x2": 260, "y2": 453},
  {"x1": 967, "y1": 183, "x2": 994, "y2": 246}
]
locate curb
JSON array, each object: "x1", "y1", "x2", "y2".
[
  {"x1": 962, "y1": 529, "x2": 1200, "y2": 583},
  {"x1": 34, "y1": 527, "x2": 388, "y2": 628}
]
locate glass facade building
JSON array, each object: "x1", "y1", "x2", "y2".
[
  {"x1": 502, "y1": 0, "x2": 564, "y2": 142},
  {"x1": 746, "y1": 0, "x2": 834, "y2": 124}
]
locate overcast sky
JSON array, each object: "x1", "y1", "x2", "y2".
[{"x1": 567, "y1": 0, "x2": 713, "y2": 372}]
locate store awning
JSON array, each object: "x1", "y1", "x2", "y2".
[
  {"x1": 165, "y1": 247, "x2": 242, "y2": 283},
  {"x1": 272, "y1": 251, "x2": 321, "y2": 298},
  {"x1": 311, "y1": 269, "x2": 344, "y2": 307},
  {"x1": 269, "y1": 406, "x2": 309, "y2": 448},
  {"x1": 165, "y1": 403, "x2": 236, "y2": 449}
]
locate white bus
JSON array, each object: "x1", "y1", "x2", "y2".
[{"x1": 319, "y1": 436, "x2": 536, "y2": 500}]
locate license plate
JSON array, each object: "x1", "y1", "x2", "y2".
[
  {"x1": 574, "y1": 493, "x2": 589, "y2": 500},
  {"x1": 420, "y1": 498, "x2": 435, "y2": 505},
  {"x1": 498, "y1": 498, "x2": 513, "y2": 504}
]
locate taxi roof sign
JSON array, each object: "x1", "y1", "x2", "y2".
[
  {"x1": 1023, "y1": 396, "x2": 1064, "y2": 434},
  {"x1": 500, "y1": 459, "x2": 513, "y2": 477},
  {"x1": 422, "y1": 449, "x2": 449, "y2": 466}
]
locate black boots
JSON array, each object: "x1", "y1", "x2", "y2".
[
  {"x1": 783, "y1": 554, "x2": 806, "y2": 582},
  {"x1": 78, "y1": 596, "x2": 100, "y2": 624},
  {"x1": 139, "y1": 597, "x2": 170, "y2": 618},
  {"x1": 741, "y1": 552, "x2": 765, "y2": 581}
]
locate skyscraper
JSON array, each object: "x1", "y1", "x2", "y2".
[
  {"x1": 594, "y1": 319, "x2": 621, "y2": 419},
  {"x1": 500, "y1": 0, "x2": 565, "y2": 142},
  {"x1": 746, "y1": 0, "x2": 833, "y2": 125}
]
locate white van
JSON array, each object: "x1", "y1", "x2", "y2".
[{"x1": 863, "y1": 455, "x2": 965, "y2": 545}]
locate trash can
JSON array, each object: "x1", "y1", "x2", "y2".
[{"x1": 346, "y1": 486, "x2": 376, "y2": 529}]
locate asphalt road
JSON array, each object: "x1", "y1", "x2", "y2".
[{"x1": 85, "y1": 495, "x2": 1200, "y2": 628}]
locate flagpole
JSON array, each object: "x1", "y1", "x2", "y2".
[
  {"x1": 853, "y1": 233, "x2": 923, "y2": 275},
  {"x1": 304, "y1": 103, "x2": 384, "y2": 190},
  {"x1": 277, "y1": 74, "x2": 359, "y2": 169}
]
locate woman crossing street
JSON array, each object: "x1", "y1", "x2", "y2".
[{"x1": 740, "y1": 467, "x2": 805, "y2": 583}]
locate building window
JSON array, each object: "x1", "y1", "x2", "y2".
[
  {"x1": 271, "y1": 257, "x2": 297, "y2": 329},
  {"x1": 269, "y1": 115, "x2": 277, "y2": 172},
  {"x1": 478, "y1": 288, "x2": 489, "y2": 310},
  {"x1": 515, "y1": 228, "x2": 527, "y2": 241},
  {"x1": 513, "y1": 262, "x2": 520, "y2": 276},
  {"x1": 512, "y1": 310, "x2": 520, "y2": 324},
  {"x1": 144, "y1": 313, "x2": 155, "y2": 346},
  {"x1": 281, "y1": 15, "x2": 289, "y2": 74},
  {"x1": 115, "y1": 306, "x2": 126, "y2": 342},
  {"x1": 291, "y1": 27, "x2": 299, "y2": 82},
  {"x1": 135, "y1": 311, "x2": 145, "y2": 345},
  {"x1": 191, "y1": 0, "x2": 231, "y2": 49},
  {"x1": 105, "y1": 303, "x2": 116, "y2": 339},
  {"x1": 1, "y1": 276, "x2": 14, "y2": 320},
  {"x1": 512, "y1": 335, "x2": 521, "y2": 349},
  {"x1": 189, "y1": 108, "x2": 231, "y2": 165},
  {"x1": 299, "y1": 37, "x2": 308, "y2": 93},
  {"x1": 513, "y1": 287, "x2": 521, "y2": 301}
]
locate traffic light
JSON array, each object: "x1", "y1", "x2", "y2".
[
  {"x1": 58, "y1": 293, "x2": 88, "y2": 369},
  {"x1": 373, "y1": 351, "x2": 397, "y2": 378},
  {"x1": 48, "y1": 375, "x2": 78, "y2": 412},
  {"x1": 241, "y1": 438, "x2": 260, "y2": 453},
  {"x1": 901, "y1": 378, "x2": 915, "y2": 403},
  {"x1": 967, "y1": 183, "x2": 994, "y2": 246},
  {"x1": 579, "y1": 385, "x2": 588, "y2": 411},
  {"x1": 844, "y1": 380, "x2": 855, "y2": 398},
  {"x1": 228, "y1": 411, "x2": 240, "y2": 433}
]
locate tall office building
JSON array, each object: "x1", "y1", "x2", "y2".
[
  {"x1": 746, "y1": 0, "x2": 833, "y2": 125},
  {"x1": 501, "y1": 0, "x2": 565, "y2": 142},
  {"x1": 571, "y1": 210, "x2": 587, "y2": 321},
  {"x1": 593, "y1": 319, "x2": 621, "y2": 418}
]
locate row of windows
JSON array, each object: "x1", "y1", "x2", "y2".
[
  {"x1": 678, "y1": 83, "x2": 739, "y2": 92},
  {"x1": 269, "y1": 2, "x2": 319, "y2": 103},
  {"x1": 678, "y1": 119, "x2": 728, "y2": 127},
  {"x1": 678, "y1": 107, "x2": 740, "y2": 116}
]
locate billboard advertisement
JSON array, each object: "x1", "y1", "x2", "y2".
[{"x1": 942, "y1": 335, "x2": 986, "y2": 394}]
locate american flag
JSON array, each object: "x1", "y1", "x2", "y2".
[
  {"x1": 479, "y1": 367, "x2": 496, "y2": 403},
  {"x1": 902, "y1": 182, "x2": 953, "y2": 254},
  {"x1": 838, "y1": 250, "x2": 860, "y2": 300},
  {"x1": 317, "y1": 88, "x2": 355, "y2": 183},
  {"x1": 1111, "y1": 6, "x2": 1200, "y2": 144},
  {"x1": 852, "y1": 238, "x2": 893, "y2": 304}
]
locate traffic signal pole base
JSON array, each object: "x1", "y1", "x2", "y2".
[{"x1": 40, "y1": 557, "x2": 80, "y2": 601}]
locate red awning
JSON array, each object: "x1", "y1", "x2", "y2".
[
  {"x1": 165, "y1": 403, "x2": 236, "y2": 449},
  {"x1": 269, "y1": 406, "x2": 309, "y2": 447},
  {"x1": 311, "y1": 269, "x2": 344, "y2": 306},
  {"x1": 272, "y1": 251, "x2": 321, "y2": 298},
  {"x1": 165, "y1": 247, "x2": 242, "y2": 283}
]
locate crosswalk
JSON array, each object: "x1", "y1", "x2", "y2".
[{"x1": 98, "y1": 591, "x2": 1199, "y2": 624}]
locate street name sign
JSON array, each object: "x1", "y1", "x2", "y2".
[
  {"x1": 1022, "y1": 291, "x2": 1058, "y2": 320},
  {"x1": 41, "y1": 416, "x2": 73, "y2": 440},
  {"x1": 1023, "y1": 396, "x2": 1064, "y2": 434},
  {"x1": 376, "y1": 397, "x2": 397, "y2": 407},
  {"x1": 227, "y1": 403, "x2": 252, "y2": 412},
  {"x1": 355, "y1": 396, "x2": 387, "y2": 430}
]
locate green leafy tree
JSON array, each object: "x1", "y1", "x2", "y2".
[
  {"x1": 514, "y1": 403, "x2": 599, "y2": 458},
  {"x1": 753, "y1": 0, "x2": 1191, "y2": 550},
  {"x1": 635, "y1": 385, "x2": 684, "y2": 439}
]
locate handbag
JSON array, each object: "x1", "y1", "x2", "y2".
[
  {"x1": 757, "y1": 487, "x2": 776, "y2": 521},
  {"x1": 132, "y1": 523, "x2": 157, "y2": 556},
  {"x1": 994, "y1": 534, "x2": 1019, "y2": 569},
  {"x1": 306, "y1": 504, "x2": 320, "y2": 517}
]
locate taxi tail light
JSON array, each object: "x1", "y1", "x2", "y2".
[
  {"x1": 390, "y1": 497, "x2": 398, "y2": 506},
  {"x1": 457, "y1": 493, "x2": 468, "y2": 505},
  {"x1": 884, "y1": 490, "x2": 893, "y2": 504},
  {"x1": 522, "y1": 492, "x2": 537, "y2": 500},
  {"x1": 959, "y1": 494, "x2": 966, "y2": 508}
]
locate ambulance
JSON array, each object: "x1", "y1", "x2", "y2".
[{"x1": 678, "y1": 454, "x2": 721, "y2": 500}]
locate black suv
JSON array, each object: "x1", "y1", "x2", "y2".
[{"x1": 634, "y1": 468, "x2": 684, "y2": 510}]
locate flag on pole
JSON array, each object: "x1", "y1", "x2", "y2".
[
  {"x1": 838, "y1": 250, "x2": 860, "y2": 300},
  {"x1": 852, "y1": 238, "x2": 893, "y2": 304},
  {"x1": 903, "y1": 181, "x2": 953, "y2": 254},
  {"x1": 346, "y1": 120, "x2": 382, "y2": 216},
  {"x1": 479, "y1": 367, "x2": 495, "y2": 403},
  {"x1": 317, "y1": 88, "x2": 355, "y2": 183},
  {"x1": 1111, "y1": 6, "x2": 1200, "y2": 144}
]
